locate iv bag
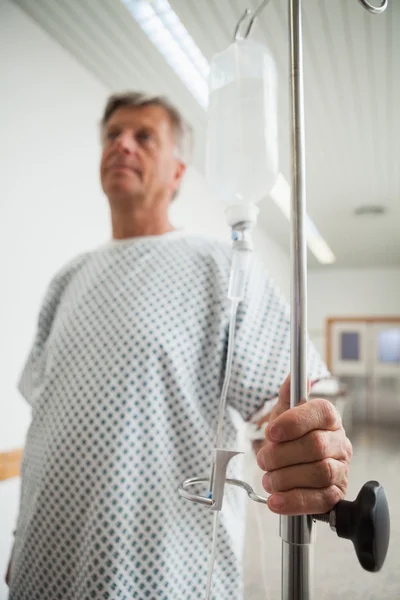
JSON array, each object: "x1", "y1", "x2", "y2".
[{"x1": 206, "y1": 37, "x2": 278, "y2": 217}]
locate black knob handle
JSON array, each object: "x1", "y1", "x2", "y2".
[
  {"x1": 315, "y1": 481, "x2": 390, "y2": 572},
  {"x1": 335, "y1": 481, "x2": 390, "y2": 572}
]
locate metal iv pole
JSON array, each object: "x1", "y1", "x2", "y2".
[
  {"x1": 283, "y1": 1, "x2": 388, "y2": 598},
  {"x1": 280, "y1": 1, "x2": 313, "y2": 597}
]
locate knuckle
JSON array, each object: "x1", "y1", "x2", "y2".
[
  {"x1": 297, "y1": 488, "x2": 308, "y2": 513},
  {"x1": 323, "y1": 485, "x2": 344, "y2": 512},
  {"x1": 311, "y1": 430, "x2": 328, "y2": 458},
  {"x1": 338, "y1": 433, "x2": 353, "y2": 462},
  {"x1": 345, "y1": 437, "x2": 353, "y2": 461},
  {"x1": 317, "y1": 398, "x2": 340, "y2": 429},
  {"x1": 320, "y1": 458, "x2": 336, "y2": 486},
  {"x1": 340, "y1": 463, "x2": 350, "y2": 492}
]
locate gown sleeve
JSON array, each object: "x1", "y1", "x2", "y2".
[{"x1": 226, "y1": 256, "x2": 330, "y2": 422}]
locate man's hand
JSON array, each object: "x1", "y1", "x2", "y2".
[{"x1": 256, "y1": 375, "x2": 352, "y2": 515}]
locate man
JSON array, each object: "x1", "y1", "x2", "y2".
[{"x1": 7, "y1": 92, "x2": 352, "y2": 599}]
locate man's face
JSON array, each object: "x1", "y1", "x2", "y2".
[{"x1": 100, "y1": 104, "x2": 185, "y2": 207}]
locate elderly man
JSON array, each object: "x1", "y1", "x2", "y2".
[{"x1": 7, "y1": 92, "x2": 351, "y2": 599}]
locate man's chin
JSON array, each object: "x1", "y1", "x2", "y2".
[{"x1": 106, "y1": 185, "x2": 144, "y2": 206}]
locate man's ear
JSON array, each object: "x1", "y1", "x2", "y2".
[{"x1": 171, "y1": 161, "x2": 186, "y2": 196}]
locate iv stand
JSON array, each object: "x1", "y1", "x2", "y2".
[
  {"x1": 282, "y1": 1, "x2": 388, "y2": 598},
  {"x1": 179, "y1": 2, "x2": 390, "y2": 599},
  {"x1": 281, "y1": 2, "x2": 313, "y2": 596}
]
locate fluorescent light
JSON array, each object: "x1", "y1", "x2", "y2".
[
  {"x1": 270, "y1": 174, "x2": 336, "y2": 265},
  {"x1": 306, "y1": 236, "x2": 336, "y2": 265},
  {"x1": 121, "y1": 0, "x2": 209, "y2": 107}
]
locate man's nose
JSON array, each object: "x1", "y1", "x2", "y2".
[{"x1": 115, "y1": 132, "x2": 137, "y2": 154}]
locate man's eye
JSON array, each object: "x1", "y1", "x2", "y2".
[
  {"x1": 137, "y1": 130, "x2": 153, "y2": 144},
  {"x1": 106, "y1": 130, "x2": 119, "y2": 141}
]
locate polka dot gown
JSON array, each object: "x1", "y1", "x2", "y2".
[{"x1": 10, "y1": 233, "x2": 329, "y2": 600}]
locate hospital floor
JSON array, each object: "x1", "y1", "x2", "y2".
[{"x1": 243, "y1": 423, "x2": 400, "y2": 599}]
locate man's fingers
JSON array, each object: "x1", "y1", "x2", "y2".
[
  {"x1": 270, "y1": 374, "x2": 311, "y2": 420},
  {"x1": 272, "y1": 374, "x2": 292, "y2": 418},
  {"x1": 266, "y1": 398, "x2": 342, "y2": 443},
  {"x1": 266, "y1": 485, "x2": 345, "y2": 516},
  {"x1": 259, "y1": 376, "x2": 352, "y2": 516},
  {"x1": 257, "y1": 428, "x2": 350, "y2": 471},
  {"x1": 262, "y1": 458, "x2": 349, "y2": 494},
  {"x1": 278, "y1": 374, "x2": 291, "y2": 409}
]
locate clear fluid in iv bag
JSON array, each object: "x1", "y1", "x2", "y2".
[{"x1": 206, "y1": 38, "x2": 279, "y2": 209}]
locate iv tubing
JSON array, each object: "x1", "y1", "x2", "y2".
[
  {"x1": 205, "y1": 299, "x2": 239, "y2": 599},
  {"x1": 215, "y1": 238, "x2": 252, "y2": 449},
  {"x1": 215, "y1": 297, "x2": 239, "y2": 449},
  {"x1": 205, "y1": 241, "x2": 252, "y2": 599}
]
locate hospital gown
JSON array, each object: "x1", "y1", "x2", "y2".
[{"x1": 9, "y1": 231, "x2": 328, "y2": 600}]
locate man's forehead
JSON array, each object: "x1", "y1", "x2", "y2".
[{"x1": 106, "y1": 105, "x2": 173, "y2": 132}]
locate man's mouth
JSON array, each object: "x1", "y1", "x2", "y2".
[{"x1": 108, "y1": 164, "x2": 142, "y2": 180}]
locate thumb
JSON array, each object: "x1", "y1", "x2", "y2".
[{"x1": 269, "y1": 374, "x2": 311, "y2": 421}]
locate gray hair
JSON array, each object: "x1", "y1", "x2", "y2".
[{"x1": 100, "y1": 91, "x2": 193, "y2": 164}]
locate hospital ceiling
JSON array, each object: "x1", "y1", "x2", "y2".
[{"x1": 13, "y1": 0, "x2": 400, "y2": 269}]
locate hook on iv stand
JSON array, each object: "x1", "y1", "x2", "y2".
[
  {"x1": 233, "y1": 0, "x2": 388, "y2": 42},
  {"x1": 358, "y1": 0, "x2": 388, "y2": 14},
  {"x1": 180, "y1": 0, "x2": 390, "y2": 599},
  {"x1": 233, "y1": 0, "x2": 272, "y2": 41}
]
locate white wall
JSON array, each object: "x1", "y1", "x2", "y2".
[
  {"x1": 0, "y1": 2, "x2": 111, "y2": 594},
  {"x1": 1, "y1": 0, "x2": 110, "y2": 454},
  {"x1": 308, "y1": 267, "x2": 400, "y2": 360},
  {"x1": 0, "y1": 3, "x2": 290, "y2": 596}
]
